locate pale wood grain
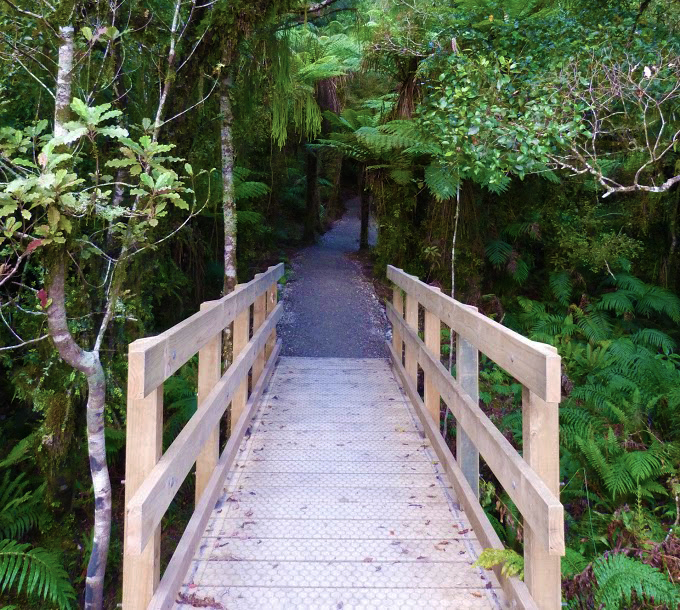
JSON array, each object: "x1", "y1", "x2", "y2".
[
  {"x1": 387, "y1": 266, "x2": 561, "y2": 402},
  {"x1": 523, "y1": 387, "x2": 562, "y2": 609},
  {"x1": 129, "y1": 264, "x2": 283, "y2": 399},
  {"x1": 122, "y1": 352, "x2": 163, "y2": 610},
  {"x1": 148, "y1": 340, "x2": 281, "y2": 610},
  {"x1": 195, "y1": 302, "x2": 222, "y2": 505},
  {"x1": 125, "y1": 303, "x2": 283, "y2": 555},
  {"x1": 387, "y1": 303, "x2": 564, "y2": 556},
  {"x1": 423, "y1": 304, "x2": 440, "y2": 426},
  {"x1": 388, "y1": 342, "x2": 538, "y2": 610}
]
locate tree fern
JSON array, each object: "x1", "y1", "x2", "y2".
[
  {"x1": 0, "y1": 539, "x2": 75, "y2": 609},
  {"x1": 593, "y1": 553, "x2": 679, "y2": 610},
  {"x1": 424, "y1": 163, "x2": 457, "y2": 201}
]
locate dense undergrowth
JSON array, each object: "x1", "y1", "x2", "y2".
[{"x1": 1, "y1": 0, "x2": 680, "y2": 607}]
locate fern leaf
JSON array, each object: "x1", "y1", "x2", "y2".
[
  {"x1": 549, "y1": 271, "x2": 573, "y2": 306},
  {"x1": 485, "y1": 240, "x2": 513, "y2": 267},
  {"x1": 630, "y1": 328, "x2": 676, "y2": 352},
  {"x1": 424, "y1": 163, "x2": 457, "y2": 201},
  {"x1": 593, "y1": 553, "x2": 679, "y2": 610},
  {"x1": 0, "y1": 540, "x2": 75, "y2": 609}
]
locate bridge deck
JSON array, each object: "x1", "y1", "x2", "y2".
[{"x1": 175, "y1": 357, "x2": 507, "y2": 609}]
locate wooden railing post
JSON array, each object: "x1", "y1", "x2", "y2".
[
  {"x1": 252, "y1": 276, "x2": 267, "y2": 386},
  {"x1": 523, "y1": 386, "x2": 561, "y2": 609},
  {"x1": 404, "y1": 292, "x2": 418, "y2": 383},
  {"x1": 231, "y1": 289, "x2": 250, "y2": 433},
  {"x1": 265, "y1": 281, "x2": 277, "y2": 359},
  {"x1": 456, "y1": 330, "x2": 479, "y2": 499},
  {"x1": 195, "y1": 302, "x2": 221, "y2": 505},
  {"x1": 423, "y1": 300, "x2": 441, "y2": 426},
  {"x1": 123, "y1": 347, "x2": 163, "y2": 610},
  {"x1": 392, "y1": 287, "x2": 403, "y2": 361}
]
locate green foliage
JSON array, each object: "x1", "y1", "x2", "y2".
[
  {"x1": 0, "y1": 473, "x2": 44, "y2": 541},
  {"x1": 474, "y1": 548, "x2": 524, "y2": 580},
  {"x1": 592, "y1": 553, "x2": 680, "y2": 610},
  {"x1": 0, "y1": 539, "x2": 75, "y2": 609}
]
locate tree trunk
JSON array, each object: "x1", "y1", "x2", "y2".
[
  {"x1": 304, "y1": 146, "x2": 321, "y2": 242},
  {"x1": 47, "y1": 255, "x2": 111, "y2": 610},
  {"x1": 54, "y1": 25, "x2": 74, "y2": 139},
  {"x1": 221, "y1": 69, "x2": 237, "y2": 296},
  {"x1": 51, "y1": 25, "x2": 112, "y2": 610},
  {"x1": 359, "y1": 163, "x2": 369, "y2": 250}
]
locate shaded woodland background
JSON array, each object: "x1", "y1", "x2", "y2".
[{"x1": 0, "y1": 0, "x2": 679, "y2": 608}]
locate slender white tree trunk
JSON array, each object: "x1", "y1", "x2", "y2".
[
  {"x1": 153, "y1": 0, "x2": 182, "y2": 142},
  {"x1": 221, "y1": 67, "x2": 237, "y2": 296},
  {"x1": 51, "y1": 25, "x2": 111, "y2": 610},
  {"x1": 54, "y1": 25, "x2": 74, "y2": 140},
  {"x1": 47, "y1": 256, "x2": 111, "y2": 610}
]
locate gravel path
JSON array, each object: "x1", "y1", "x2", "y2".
[{"x1": 277, "y1": 197, "x2": 389, "y2": 357}]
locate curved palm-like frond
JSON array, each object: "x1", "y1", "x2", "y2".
[{"x1": 0, "y1": 539, "x2": 75, "y2": 610}]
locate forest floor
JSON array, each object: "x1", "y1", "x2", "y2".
[{"x1": 277, "y1": 196, "x2": 389, "y2": 357}]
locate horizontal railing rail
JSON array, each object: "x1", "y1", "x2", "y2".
[
  {"x1": 122, "y1": 264, "x2": 284, "y2": 610},
  {"x1": 386, "y1": 265, "x2": 564, "y2": 610}
]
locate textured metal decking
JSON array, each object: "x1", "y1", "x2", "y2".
[{"x1": 175, "y1": 357, "x2": 507, "y2": 609}]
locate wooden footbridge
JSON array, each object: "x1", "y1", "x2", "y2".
[{"x1": 122, "y1": 264, "x2": 564, "y2": 610}]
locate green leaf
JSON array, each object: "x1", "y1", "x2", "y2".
[
  {"x1": 70, "y1": 99, "x2": 90, "y2": 122},
  {"x1": 81, "y1": 26, "x2": 93, "y2": 41},
  {"x1": 97, "y1": 126, "x2": 128, "y2": 139},
  {"x1": 140, "y1": 174, "x2": 154, "y2": 190},
  {"x1": 154, "y1": 172, "x2": 176, "y2": 191}
]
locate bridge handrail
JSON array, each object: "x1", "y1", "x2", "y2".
[
  {"x1": 386, "y1": 265, "x2": 564, "y2": 610},
  {"x1": 122, "y1": 263, "x2": 284, "y2": 610}
]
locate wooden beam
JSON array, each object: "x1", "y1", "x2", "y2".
[
  {"x1": 231, "y1": 301, "x2": 250, "y2": 433},
  {"x1": 194, "y1": 302, "x2": 222, "y2": 505},
  {"x1": 148, "y1": 340, "x2": 282, "y2": 610},
  {"x1": 122, "y1": 351, "x2": 163, "y2": 610},
  {"x1": 392, "y1": 287, "x2": 403, "y2": 364},
  {"x1": 125, "y1": 303, "x2": 283, "y2": 555},
  {"x1": 523, "y1": 387, "x2": 562, "y2": 609},
  {"x1": 423, "y1": 304, "x2": 441, "y2": 426},
  {"x1": 265, "y1": 281, "x2": 278, "y2": 359},
  {"x1": 404, "y1": 292, "x2": 418, "y2": 382},
  {"x1": 129, "y1": 264, "x2": 284, "y2": 399},
  {"x1": 252, "y1": 289, "x2": 267, "y2": 385},
  {"x1": 387, "y1": 266, "x2": 561, "y2": 402},
  {"x1": 387, "y1": 303, "x2": 564, "y2": 555},
  {"x1": 456, "y1": 332, "x2": 480, "y2": 499},
  {"x1": 388, "y1": 342, "x2": 538, "y2": 610}
]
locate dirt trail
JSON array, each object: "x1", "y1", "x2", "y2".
[{"x1": 277, "y1": 197, "x2": 388, "y2": 357}]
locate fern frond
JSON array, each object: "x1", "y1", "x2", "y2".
[
  {"x1": 630, "y1": 328, "x2": 676, "y2": 352},
  {"x1": 485, "y1": 239, "x2": 513, "y2": 267},
  {"x1": 0, "y1": 539, "x2": 75, "y2": 609},
  {"x1": 595, "y1": 290, "x2": 635, "y2": 315},
  {"x1": 0, "y1": 474, "x2": 43, "y2": 540},
  {"x1": 424, "y1": 163, "x2": 457, "y2": 201},
  {"x1": 593, "y1": 553, "x2": 679, "y2": 610},
  {"x1": 549, "y1": 271, "x2": 572, "y2": 306},
  {"x1": 636, "y1": 285, "x2": 680, "y2": 322}
]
